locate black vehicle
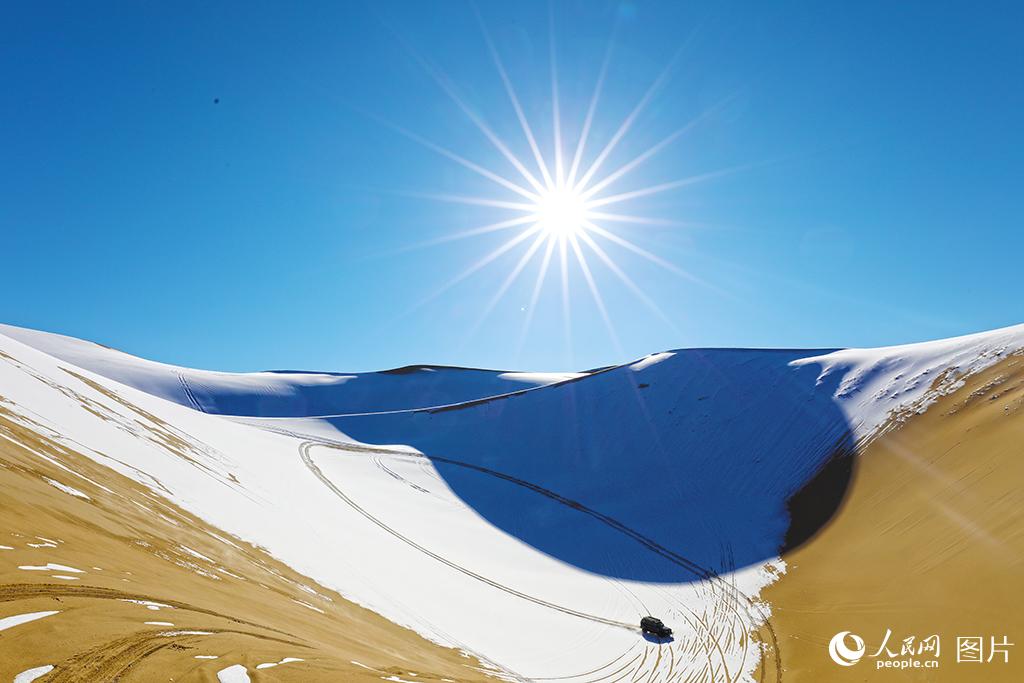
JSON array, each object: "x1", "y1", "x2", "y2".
[{"x1": 640, "y1": 616, "x2": 672, "y2": 638}]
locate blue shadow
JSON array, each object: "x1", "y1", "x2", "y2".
[{"x1": 329, "y1": 348, "x2": 855, "y2": 583}]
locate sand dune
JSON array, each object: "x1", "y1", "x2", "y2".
[
  {"x1": 0, "y1": 403, "x2": 494, "y2": 681},
  {"x1": 2, "y1": 323, "x2": 1022, "y2": 681},
  {"x1": 766, "y1": 353, "x2": 1024, "y2": 680}
]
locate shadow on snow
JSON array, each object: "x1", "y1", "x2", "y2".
[{"x1": 330, "y1": 348, "x2": 857, "y2": 583}]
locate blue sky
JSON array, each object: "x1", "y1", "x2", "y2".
[{"x1": 2, "y1": 1, "x2": 1022, "y2": 372}]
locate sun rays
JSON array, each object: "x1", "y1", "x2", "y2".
[{"x1": 387, "y1": 8, "x2": 730, "y2": 357}]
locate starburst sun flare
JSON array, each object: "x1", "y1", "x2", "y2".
[
  {"x1": 390, "y1": 11, "x2": 731, "y2": 356},
  {"x1": 534, "y1": 186, "x2": 590, "y2": 239}
]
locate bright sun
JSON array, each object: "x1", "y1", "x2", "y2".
[
  {"x1": 534, "y1": 187, "x2": 589, "y2": 239},
  {"x1": 395, "y1": 10, "x2": 726, "y2": 355}
]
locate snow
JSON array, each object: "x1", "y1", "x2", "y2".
[
  {"x1": 179, "y1": 545, "x2": 214, "y2": 562},
  {"x1": 119, "y1": 599, "x2": 172, "y2": 611},
  {"x1": 291, "y1": 599, "x2": 324, "y2": 614},
  {"x1": 0, "y1": 611, "x2": 59, "y2": 632},
  {"x1": 43, "y1": 477, "x2": 90, "y2": 499},
  {"x1": 145, "y1": 621, "x2": 175, "y2": 626},
  {"x1": 791, "y1": 324, "x2": 1024, "y2": 439},
  {"x1": 18, "y1": 563, "x2": 84, "y2": 573},
  {"x1": 256, "y1": 657, "x2": 303, "y2": 669},
  {"x1": 216, "y1": 664, "x2": 251, "y2": 682},
  {"x1": 0, "y1": 323, "x2": 579, "y2": 417},
  {"x1": 13, "y1": 666, "x2": 54, "y2": 683},
  {"x1": 1, "y1": 322, "x2": 1021, "y2": 681},
  {"x1": 629, "y1": 351, "x2": 675, "y2": 371}
]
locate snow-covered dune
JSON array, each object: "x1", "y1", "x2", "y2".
[
  {"x1": 1, "y1": 322, "x2": 1021, "y2": 681},
  {"x1": 0, "y1": 324, "x2": 582, "y2": 416}
]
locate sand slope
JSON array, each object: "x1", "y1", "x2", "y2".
[
  {"x1": 0, "y1": 400, "x2": 494, "y2": 681},
  {"x1": 765, "y1": 354, "x2": 1024, "y2": 680},
  {"x1": 2, "y1": 323, "x2": 1023, "y2": 681}
]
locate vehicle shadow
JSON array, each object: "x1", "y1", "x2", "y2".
[
  {"x1": 332, "y1": 348, "x2": 857, "y2": 583},
  {"x1": 642, "y1": 632, "x2": 675, "y2": 645}
]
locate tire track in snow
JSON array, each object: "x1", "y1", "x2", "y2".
[
  {"x1": 177, "y1": 373, "x2": 205, "y2": 413},
  {"x1": 298, "y1": 439, "x2": 783, "y2": 683},
  {"x1": 300, "y1": 441, "x2": 638, "y2": 632}
]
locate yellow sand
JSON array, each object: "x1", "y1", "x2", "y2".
[
  {"x1": 0, "y1": 402, "x2": 495, "y2": 682},
  {"x1": 765, "y1": 355, "x2": 1024, "y2": 680}
]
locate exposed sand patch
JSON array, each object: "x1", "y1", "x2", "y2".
[
  {"x1": 766, "y1": 354, "x2": 1024, "y2": 680},
  {"x1": 0, "y1": 403, "x2": 495, "y2": 681}
]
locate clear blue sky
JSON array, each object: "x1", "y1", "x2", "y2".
[{"x1": 3, "y1": 1, "x2": 1021, "y2": 372}]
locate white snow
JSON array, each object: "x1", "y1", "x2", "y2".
[
  {"x1": 629, "y1": 351, "x2": 675, "y2": 371},
  {"x1": 18, "y1": 563, "x2": 83, "y2": 573},
  {"x1": 216, "y1": 664, "x2": 251, "y2": 683},
  {"x1": 291, "y1": 599, "x2": 324, "y2": 614},
  {"x1": 13, "y1": 665, "x2": 54, "y2": 683},
  {"x1": 1, "y1": 322, "x2": 1021, "y2": 682},
  {"x1": 790, "y1": 323, "x2": 1024, "y2": 439},
  {"x1": 145, "y1": 621, "x2": 174, "y2": 626},
  {"x1": 256, "y1": 657, "x2": 303, "y2": 669},
  {"x1": 0, "y1": 323, "x2": 578, "y2": 417},
  {"x1": 179, "y1": 545, "x2": 214, "y2": 563},
  {"x1": 119, "y1": 599, "x2": 171, "y2": 611},
  {"x1": 43, "y1": 477, "x2": 90, "y2": 500},
  {"x1": 0, "y1": 611, "x2": 59, "y2": 632}
]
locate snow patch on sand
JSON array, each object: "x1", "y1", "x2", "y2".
[
  {"x1": 3, "y1": 322, "x2": 1022, "y2": 682},
  {"x1": 43, "y1": 477, "x2": 90, "y2": 500},
  {"x1": 13, "y1": 665, "x2": 54, "y2": 683},
  {"x1": 0, "y1": 610, "x2": 59, "y2": 632},
  {"x1": 216, "y1": 664, "x2": 251, "y2": 682},
  {"x1": 19, "y1": 563, "x2": 83, "y2": 573},
  {"x1": 256, "y1": 657, "x2": 304, "y2": 669},
  {"x1": 791, "y1": 324, "x2": 1024, "y2": 439}
]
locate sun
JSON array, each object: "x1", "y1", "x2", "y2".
[
  {"x1": 388, "y1": 9, "x2": 729, "y2": 358},
  {"x1": 534, "y1": 187, "x2": 589, "y2": 239}
]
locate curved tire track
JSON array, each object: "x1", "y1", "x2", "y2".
[
  {"x1": 299, "y1": 439, "x2": 783, "y2": 683},
  {"x1": 46, "y1": 627, "x2": 305, "y2": 683},
  {"x1": 301, "y1": 442, "x2": 637, "y2": 631}
]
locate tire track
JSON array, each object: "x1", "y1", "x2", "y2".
[
  {"x1": 299, "y1": 439, "x2": 783, "y2": 682},
  {"x1": 46, "y1": 627, "x2": 306, "y2": 683},
  {"x1": 0, "y1": 583, "x2": 296, "y2": 637},
  {"x1": 301, "y1": 442, "x2": 638, "y2": 631},
  {"x1": 177, "y1": 373, "x2": 205, "y2": 413}
]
